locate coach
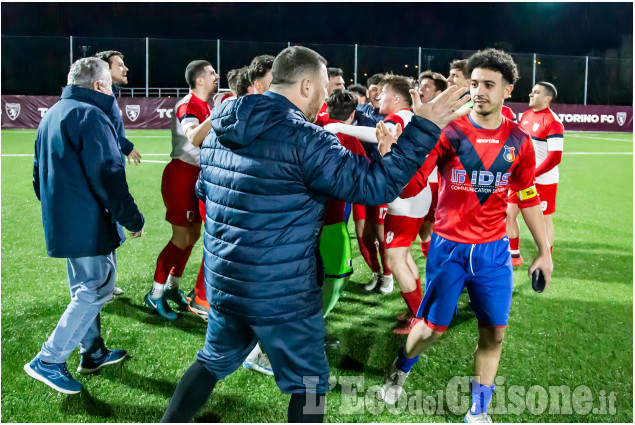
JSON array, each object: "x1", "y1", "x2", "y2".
[
  {"x1": 162, "y1": 46, "x2": 469, "y2": 422},
  {"x1": 25, "y1": 57, "x2": 144, "y2": 395}
]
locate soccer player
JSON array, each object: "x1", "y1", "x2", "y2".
[
  {"x1": 507, "y1": 82, "x2": 564, "y2": 265},
  {"x1": 95, "y1": 50, "x2": 142, "y2": 296},
  {"x1": 379, "y1": 49, "x2": 552, "y2": 423},
  {"x1": 367, "y1": 73, "x2": 387, "y2": 122},
  {"x1": 348, "y1": 83, "x2": 368, "y2": 104},
  {"x1": 160, "y1": 45, "x2": 470, "y2": 423},
  {"x1": 248, "y1": 54, "x2": 275, "y2": 94},
  {"x1": 145, "y1": 60, "x2": 218, "y2": 320},
  {"x1": 415, "y1": 71, "x2": 447, "y2": 261},
  {"x1": 320, "y1": 89, "x2": 369, "y2": 318},
  {"x1": 315, "y1": 67, "x2": 346, "y2": 125}
]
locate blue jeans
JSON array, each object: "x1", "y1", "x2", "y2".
[{"x1": 37, "y1": 252, "x2": 117, "y2": 364}]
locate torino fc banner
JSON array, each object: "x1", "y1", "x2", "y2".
[
  {"x1": 1, "y1": 95, "x2": 179, "y2": 130},
  {"x1": 1, "y1": 95, "x2": 633, "y2": 132}
]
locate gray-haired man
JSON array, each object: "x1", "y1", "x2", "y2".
[{"x1": 25, "y1": 57, "x2": 145, "y2": 395}]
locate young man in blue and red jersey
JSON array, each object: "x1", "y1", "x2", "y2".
[
  {"x1": 507, "y1": 82, "x2": 564, "y2": 265},
  {"x1": 379, "y1": 49, "x2": 553, "y2": 423}
]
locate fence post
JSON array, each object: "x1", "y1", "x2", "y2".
[
  {"x1": 217, "y1": 39, "x2": 221, "y2": 86},
  {"x1": 532, "y1": 53, "x2": 537, "y2": 87},
  {"x1": 69, "y1": 36, "x2": 73, "y2": 66},
  {"x1": 584, "y1": 56, "x2": 589, "y2": 105},
  {"x1": 354, "y1": 44, "x2": 358, "y2": 85},
  {"x1": 146, "y1": 37, "x2": 149, "y2": 97},
  {"x1": 288, "y1": 41, "x2": 291, "y2": 48},
  {"x1": 418, "y1": 47, "x2": 422, "y2": 75}
]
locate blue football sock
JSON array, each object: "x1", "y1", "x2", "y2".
[
  {"x1": 395, "y1": 347, "x2": 419, "y2": 373},
  {"x1": 469, "y1": 379, "x2": 495, "y2": 415}
]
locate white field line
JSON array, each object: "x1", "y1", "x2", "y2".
[{"x1": 572, "y1": 135, "x2": 633, "y2": 142}]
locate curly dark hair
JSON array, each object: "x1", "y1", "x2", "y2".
[
  {"x1": 467, "y1": 48, "x2": 519, "y2": 85},
  {"x1": 248, "y1": 54, "x2": 275, "y2": 85},
  {"x1": 326, "y1": 89, "x2": 358, "y2": 122},
  {"x1": 380, "y1": 74, "x2": 417, "y2": 107}
]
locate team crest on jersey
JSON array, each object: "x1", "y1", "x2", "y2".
[
  {"x1": 503, "y1": 146, "x2": 516, "y2": 163},
  {"x1": 126, "y1": 105, "x2": 141, "y2": 122},
  {"x1": 617, "y1": 112, "x2": 627, "y2": 127},
  {"x1": 532, "y1": 123, "x2": 540, "y2": 132},
  {"x1": 5, "y1": 103, "x2": 20, "y2": 120}
]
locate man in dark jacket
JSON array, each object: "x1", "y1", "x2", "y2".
[
  {"x1": 24, "y1": 57, "x2": 145, "y2": 395},
  {"x1": 161, "y1": 46, "x2": 469, "y2": 423}
]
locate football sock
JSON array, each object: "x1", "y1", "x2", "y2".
[
  {"x1": 172, "y1": 244, "x2": 194, "y2": 279},
  {"x1": 395, "y1": 347, "x2": 419, "y2": 373},
  {"x1": 469, "y1": 379, "x2": 495, "y2": 415},
  {"x1": 401, "y1": 280, "x2": 423, "y2": 317},
  {"x1": 195, "y1": 258, "x2": 207, "y2": 302},
  {"x1": 154, "y1": 241, "x2": 185, "y2": 284},
  {"x1": 421, "y1": 240, "x2": 430, "y2": 257},
  {"x1": 151, "y1": 281, "x2": 165, "y2": 298},
  {"x1": 358, "y1": 236, "x2": 381, "y2": 273},
  {"x1": 161, "y1": 360, "x2": 218, "y2": 423},
  {"x1": 165, "y1": 275, "x2": 180, "y2": 291},
  {"x1": 378, "y1": 241, "x2": 391, "y2": 276},
  {"x1": 288, "y1": 392, "x2": 326, "y2": 423},
  {"x1": 509, "y1": 237, "x2": 521, "y2": 257},
  {"x1": 322, "y1": 277, "x2": 348, "y2": 318}
]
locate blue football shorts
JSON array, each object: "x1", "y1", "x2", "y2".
[{"x1": 417, "y1": 232, "x2": 513, "y2": 331}]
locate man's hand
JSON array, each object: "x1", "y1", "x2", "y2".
[
  {"x1": 528, "y1": 252, "x2": 553, "y2": 290},
  {"x1": 409, "y1": 86, "x2": 471, "y2": 130},
  {"x1": 127, "y1": 148, "x2": 141, "y2": 165},
  {"x1": 129, "y1": 225, "x2": 144, "y2": 238},
  {"x1": 376, "y1": 121, "x2": 402, "y2": 156}
]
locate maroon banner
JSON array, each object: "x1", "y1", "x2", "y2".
[
  {"x1": 1, "y1": 95, "x2": 178, "y2": 130},
  {"x1": 2, "y1": 95, "x2": 633, "y2": 132},
  {"x1": 507, "y1": 102, "x2": 633, "y2": 132}
]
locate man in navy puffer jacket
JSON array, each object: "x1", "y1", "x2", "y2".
[{"x1": 162, "y1": 46, "x2": 469, "y2": 423}]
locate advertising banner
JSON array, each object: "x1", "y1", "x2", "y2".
[{"x1": 2, "y1": 95, "x2": 632, "y2": 132}]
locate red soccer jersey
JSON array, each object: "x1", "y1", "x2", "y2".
[
  {"x1": 519, "y1": 107, "x2": 565, "y2": 184},
  {"x1": 414, "y1": 114, "x2": 540, "y2": 244},
  {"x1": 176, "y1": 92, "x2": 212, "y2": 128},
  {"x1": 502, "y1": 105, "x2": 517, "y2": 122},
  {"x1": 323, "y1": 118, "x2": 369, "y2": 225},
  {"x1": 315, "y1": 103, "x2": 329, "y2": 127}
]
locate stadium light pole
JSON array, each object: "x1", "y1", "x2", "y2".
[
  {"x1": 532, "y1": 53, "x2": 537, "y2": 87},
  {"x1": 584, "y1": 56, "x2": 589, "y2": 105},
  {"x1": 217, "y1": 39, "x2": 221, "y2": 88},
  {"x1": 354, "y1": 44, "x2": 358, "y2": 85},
  {"x1": 145, "y1": 37, "x2": 149, "y2": 97},
  {"x1": 418, "y1": 47, "x2": 422, "y2": 76}
]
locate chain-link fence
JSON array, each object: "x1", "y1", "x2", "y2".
[{"x1": 2, "y1": 35, "x2": 632, "y2": 106}]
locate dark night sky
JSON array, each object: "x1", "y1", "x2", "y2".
[{"x1": 2, "y1": 2, "x2": 633, "y2": 56}]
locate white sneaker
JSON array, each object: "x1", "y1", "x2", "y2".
[
  {"x1": 378, "y1": 275, "x2": 394, "y2": 294},
  {"x1": 243, "y1": 345, "x2": 274, "y2": 376},
  {"x1": 380, "y1": 358, "x2": 409, "y2": 405},
  {"x1": 113, "y1": 286, "x2": 123, "y2": 295},
  {"x1": 363, "y1": 272, "x2": 381, "y2": 291},
  {"x1": 464, "y1": 411, "x2": 493, "y2": 423}
]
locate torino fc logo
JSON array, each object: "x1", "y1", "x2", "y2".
[
  {"x1": 5, "y1": 103, "x2": 20, "y2": 120},
  {"x1": 126, "y1": 105, "x2": 141, "y2": 122},
  {"x1": 616, "y1": 112, "x2": 627, "y2": 127}
]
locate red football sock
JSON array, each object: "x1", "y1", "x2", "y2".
[
  {"x1": 154, "y1": 241, "x2": 185, "y2": 284},
  {"x1": 195, "y1": 257, "x2": 207, "y2": 301},
  {"x1": 171, "y1": 244, "x2": 194, "y2": 278},
  {"x1": 421, "y1": 241, "x2": 430, "y2": 257},
  {"x1": 416, "y1": 277, "x2": 421, "y2": 295},
  {"x1": 509, "y1": 237, "x2": 520, "y2": 255},
  {"x1": 401, "y1": 285, "x2": 423, "y2": 317},
  {"x1": 358, "y1": 236, "x2": 381, "y2": 273},
  {"x1": 378, "y1": 240, "x2": 391, "y2": 276}
]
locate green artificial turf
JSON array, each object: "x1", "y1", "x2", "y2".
[{"x1": 1, "y1": 129, "x2": 632, "y2": 422}]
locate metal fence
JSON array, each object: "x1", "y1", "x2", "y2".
[{"x1": 2, "y1": 35, "x2": 632, "y2": 106}]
